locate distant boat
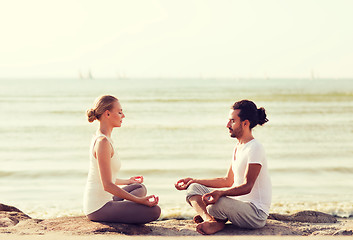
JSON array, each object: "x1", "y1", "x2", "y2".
[
  {"x1": 88, "y1": 69, "x2": 93, "y2": 80},
  {"x1": 116, "y1": 71, "x2": 128, "y2": 80},
  {"x1": 79, "y1": 69, "x2": 94, "y2": 80}
]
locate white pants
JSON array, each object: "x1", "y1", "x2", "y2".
[{"x1": 186, "y1": 183, "x2": 268, "y2": 229}]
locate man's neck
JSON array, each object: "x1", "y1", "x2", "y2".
[{"x1": 237, "y1": 133, "x2": 254, "y2": 144}]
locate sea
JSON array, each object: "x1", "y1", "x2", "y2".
[{"x1": 0, "y1": 78, "x2": 352, "y2": 219}]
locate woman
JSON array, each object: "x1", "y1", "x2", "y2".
[{"x1": 83, "y1": 95, "x2": 161, "y2": 223}]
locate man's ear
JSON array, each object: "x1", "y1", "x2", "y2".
[{"x1": 243, "y1": 119, "x2": 250, "y2": 127}]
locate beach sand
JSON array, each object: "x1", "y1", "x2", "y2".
[
  {"x1": 2, "y1": 235, "x2": 353, "y2": 240},
  {"x1": 1, "y1": 203, "x2": 352, "y2": 239}
]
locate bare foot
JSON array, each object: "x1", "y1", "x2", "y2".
[
  {"x1": 193, "y1": 215, "x2": 204, "y2": 223},
  {"x1": 196, "y1": 220, "x2": 225, "y2": 235}
]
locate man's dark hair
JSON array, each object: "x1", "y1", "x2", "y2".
[{"x1": 232, "y1": 100, "x2": 268, "y2": 129}]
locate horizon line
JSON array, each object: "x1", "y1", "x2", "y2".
[{"x1": 0, "y1": 76, "x2": 352, "y2": 80}]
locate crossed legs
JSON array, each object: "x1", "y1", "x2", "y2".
[
  {"x1": 186, "y1": 183, "x2": 226, "y2": 234},
  {"x1": 186, "y1": 183, "x2": 268, "y2": 234},
  {"x1": 87, "y1": 183, "x2": 161, "y2": 224},
  {"x1": 188, "y1": 195, "x2": 226, "y2": 234}
]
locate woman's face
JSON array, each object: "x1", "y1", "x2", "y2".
[{"x1": 108, "y1": 101, "x2": 125, "y2": 127}]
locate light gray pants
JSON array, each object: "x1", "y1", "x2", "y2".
[
  {"x1": 186, "y1": 183, "x2": 268, "y2": 229},
  {"x1": 87, "y1": 183, "x2": 161, "y2": 224}
]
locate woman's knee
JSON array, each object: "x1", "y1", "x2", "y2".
[
  {"x1": 86, "y1": 214, "x2": 94, "y2": 221},
  {"x1": 150, "y1": 205, "x2": 161, "y2": 221},
  {"x1": 137, "y1": 183, "x2": 147, "y2": 195},
  {"x1": 139, "y1": 205, "x2": 161, "y2": 223},
  {"x1": 129, "y1": 182, "x2": 145, "y2": 189},
  {"x1": 86, "y1": 210, "x2": 104, "y2": 222},
  {"x1": 128, "y1": 183, "x2": 147, "y2": 196}
]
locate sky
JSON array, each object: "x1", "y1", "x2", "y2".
[{"x1": 0, "y1": 0, "x2": 352, "y2": 79}]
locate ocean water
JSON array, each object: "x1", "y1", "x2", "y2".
[{"x1": 0, "y1": 78, "x2": 352, "y2": 219}]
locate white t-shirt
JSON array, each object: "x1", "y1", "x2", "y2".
[
  {"x1": 231, "y1": 139, "x2": 272, "y2": 215},
  {"x1": 83, "y1": 134, "x2": 121, "y2": 215}
]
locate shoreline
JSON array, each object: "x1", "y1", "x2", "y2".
[{"x1": 1, "y1": 203, "x2": 352, "y2": 238}]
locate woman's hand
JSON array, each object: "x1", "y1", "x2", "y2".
[
  {"x1": 175, "y1": 177, "x2": 194, "y2": 190},
  {"x1": 202, "y1": 190, "x2": 222, "y2": 205},
  {"x1": 137, "y1": 195, "x2": 159, "y2": 207},
  {"x1": 129, "y1": 176, "x2": 144, "y2": 184}
]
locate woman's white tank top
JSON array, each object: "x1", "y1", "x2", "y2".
[{"x1": 83, "y1": 133, "x2": 121, "y2": 215}]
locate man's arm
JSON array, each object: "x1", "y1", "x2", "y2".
[
  {"x1": 202, "y1": 163, "x2": 261, "y2": 204},
  {"x1": 193, "y1": 165, "x2": 234, "y2": 188},
  {"x1": 175, "y1": 165, "x2": 234, "y2": 190}
]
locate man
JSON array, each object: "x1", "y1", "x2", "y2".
[{"x1": 175, "y1": 100, "x2": 272, "y2": 235}]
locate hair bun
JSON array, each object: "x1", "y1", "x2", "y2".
[
  {"x1": 87, "y1": 108, "x2": 97, "y2": 123},
  {"x1": 87, "y1": 95, "x2": 119, "y2": 123},
  {"x1": 257, "y1": 107, "x2": 268, "y2": 125}
]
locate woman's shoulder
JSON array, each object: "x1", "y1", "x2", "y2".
[
  {"x1": 93, "y1": 132, "x2": 112, "y2": 144},
  {"x1": 95, "y1": 136, "x2": 110, "y2": 147},
  {"x1": 94, "y1": 136, "x2": 114, "y2": 158}
]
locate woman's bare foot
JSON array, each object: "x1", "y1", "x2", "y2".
[
  {"x1": 193, "y1": 215, "x2": 204, "y2": 223},
  {"x1": 196, "y1": 220, "x2": 226, "y2": 235}
]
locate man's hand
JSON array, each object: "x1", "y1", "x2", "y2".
[
  {"x1": 202, "y1": 190, "x2": 222, "y2": 205},
  {"x1": 175, "y1": 177, "x2": 194, "y2": 190}
]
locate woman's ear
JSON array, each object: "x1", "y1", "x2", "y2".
[{"x1": 104, "y1": 110, "x2": 110, "y2": 117}]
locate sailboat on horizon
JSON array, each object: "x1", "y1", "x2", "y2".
[{"x1": 79, "y1": 69, "x2": 94, "y2": 80}]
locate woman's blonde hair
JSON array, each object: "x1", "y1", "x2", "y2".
[{"x1": 86, "y1": 95, "x2": 118, "y2": 123}]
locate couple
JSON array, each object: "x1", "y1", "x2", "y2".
[{"x1": 83, "y1": 95, "x2": 271, "y2": 235}]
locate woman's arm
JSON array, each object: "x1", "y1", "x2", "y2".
[
  {"x1": 115, "y1": 176, "x2": 143, "y2": 185},
  {"x1": 115, "y1": 178, "x2": 132, "y2": 185},
  {"x1": 95, "y1": 138, "x2": 157, "y2": 206}
]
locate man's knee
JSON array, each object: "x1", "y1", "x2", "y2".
[
  {"x1": 185, "y1": 183, "x2": 208, "y2": 205},
  {"x1": 186, "y1": 183, "x2": 206, "y2": 199},
  {"x1": 186, "y1": 182, "x2": 207, "y2": 195},
  {"x1": 253, "y1": 220, "x2": 266, "y2": 229},
  {"x1": 207, "y1": 197, "x2": 224, "y2": 212},
  {"x1": 207, "y1": 197, "x2": 229, "y2": 220}
]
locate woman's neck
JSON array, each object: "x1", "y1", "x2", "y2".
[{"x1": 98, "y1": 124, "x2": 113, "y2": 138}]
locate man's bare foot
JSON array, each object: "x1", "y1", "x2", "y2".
[
  {"x1": 196, "y1": 220, "x2": 225, "y2": 235},
  {"x1": 193, "y1": 215, "x2": 204, "y2": 223}
]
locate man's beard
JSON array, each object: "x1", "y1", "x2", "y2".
[{"x1": 230, "y1": 126, "x2": 243, "y2": 139}]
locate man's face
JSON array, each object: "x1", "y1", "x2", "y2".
[{"x1": 226, "y1": 109, "x2": 243, "y2": 139}]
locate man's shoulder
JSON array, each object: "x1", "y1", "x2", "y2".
[
  {"x1": 249, "y1": 139, "x2": 263, "y2": 147},
  {"x1": 247, "y1": 139, "x2": 265, "y2": 152}
]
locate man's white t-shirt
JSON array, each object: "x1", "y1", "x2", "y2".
[{"x1": 231, "y1": 139, "x2": 272, "y2": 215}]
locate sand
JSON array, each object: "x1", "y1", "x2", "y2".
[
  {"x1": 2, "y1": 235, "x2": 353, "y2": 240},
  {"x1": 1, "y1": 203, "x2": 352, "y2": 239}
]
